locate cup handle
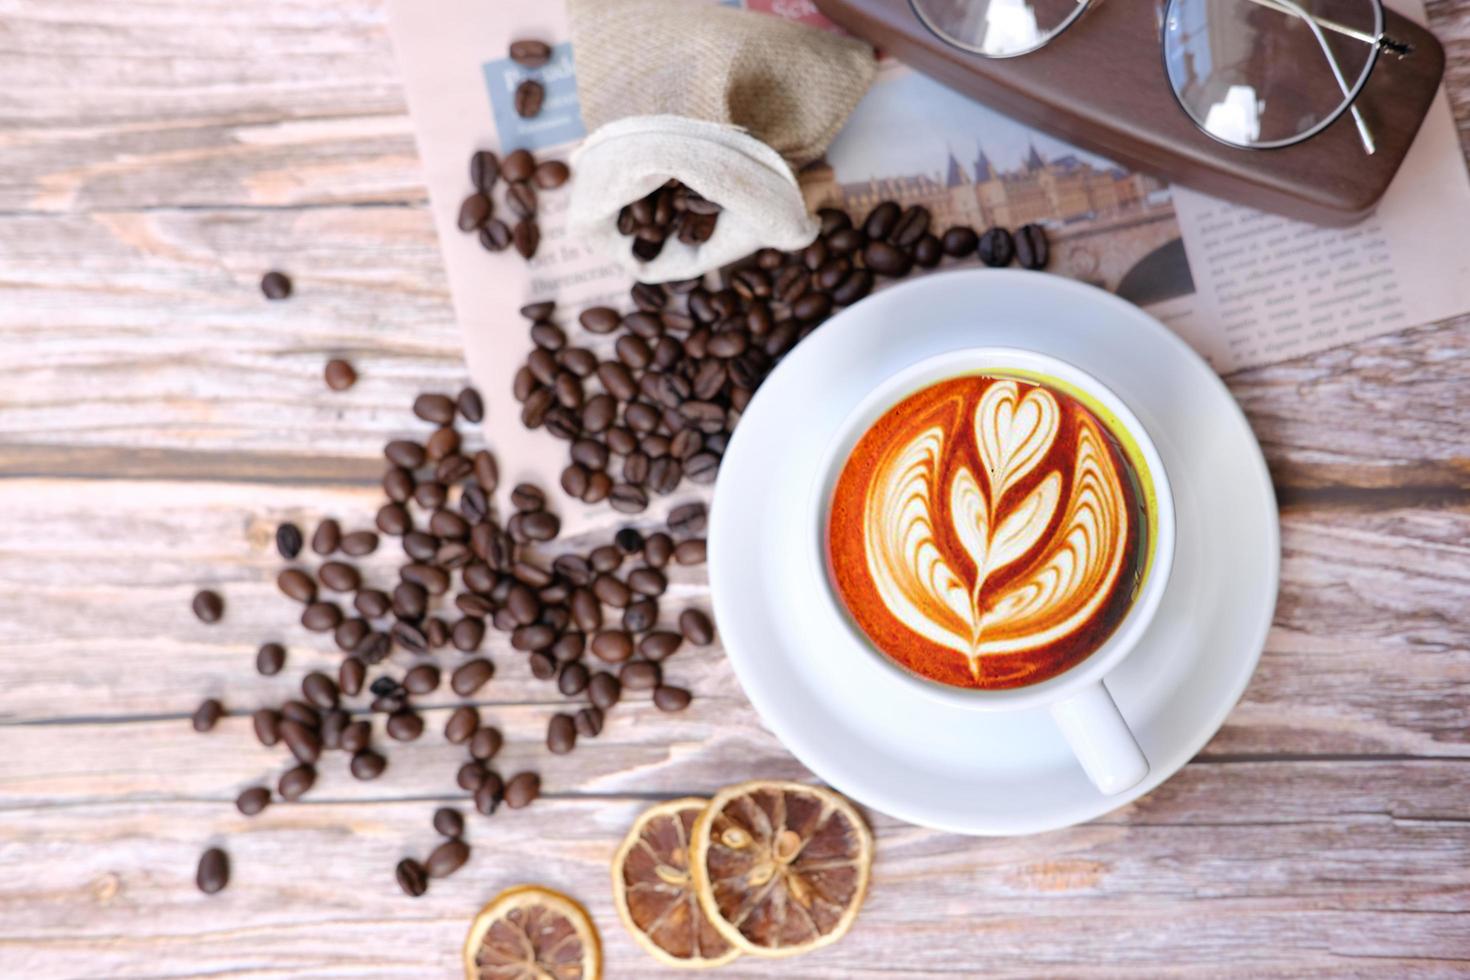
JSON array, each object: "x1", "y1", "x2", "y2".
[{"x1": 1049, "y1": 680, "x2": 1149, "y2": 796}]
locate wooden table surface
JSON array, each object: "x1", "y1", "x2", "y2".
[{"x1": 2, "y1": 2, "x2": 1468, "y2": 977}]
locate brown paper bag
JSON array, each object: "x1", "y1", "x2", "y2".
[{"x1": 567, "y1": 0, "x2": 875, "y2": 282}]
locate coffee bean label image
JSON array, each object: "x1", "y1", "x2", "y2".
[{"x1": 827, "y1": 375, "x2": 1153, "y2": 690}]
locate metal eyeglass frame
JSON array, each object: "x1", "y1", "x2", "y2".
[{"x1": 907, "y1": 0, "x2": 1413, "y2": 154}]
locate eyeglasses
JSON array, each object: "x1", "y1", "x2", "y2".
[{"x1": 907, "y1": 0, "x2": 1412, "y2": 154}]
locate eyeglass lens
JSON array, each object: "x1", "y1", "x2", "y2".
[
  {"x1": 909, "y1": 0, "x2": 1093, "y2": 58},
  {"x1": 1163, "y1": 0, "x2": 1380, "y2": 148}
]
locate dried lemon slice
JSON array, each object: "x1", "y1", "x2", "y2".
[
  {"x1": 690, "y1": 780, "x2": 872, "y2": 958},
  {"x1": 463, "y1": 884, "x2": 602, "y2": 980},
  {"x1": 612, "y1": 798, "x2": 741, "y2": 969}
]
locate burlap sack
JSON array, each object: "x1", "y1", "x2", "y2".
[{"x1": 567, "y1": 0, "x2": 875, "y2": 282}]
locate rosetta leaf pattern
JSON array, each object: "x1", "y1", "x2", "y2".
[{"x1": 862, "y1": 383, "x2": 1130, "y2": 678}]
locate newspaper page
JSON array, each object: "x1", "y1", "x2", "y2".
[{"x1": 387, "y1": 0, "x2": 1470, "y2": 502}]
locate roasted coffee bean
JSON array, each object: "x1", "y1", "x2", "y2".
[
  {"x1": 592, "y1": 573, "x2": 632, "y2": 608},
  {"x1": 519, "y1": 511, "x2": 560, "y2": 541},
  {"x1": 452, "y1": 617, "x2": 487, "y2": 653},
  {"x1": 334, "y1": 617, "x2": 370, "y2": 653},
  {"x1": 445, "y1": 706, "x2": 479, "y2": 744},
  {"x1": 509, "y1": 38, "x2": 552, "y2": 67},
  {"x1": 425, "y1": 427, "x2": 460, "y2": 462},
  {"x1": 864, "y1": 240, "x2": 912, "y2": 277},
  {"x1": 620, "y1": 660, "x2": 661, "y2": 690},
  {"x1": 403, "y1": 664, "x2": 441, "y2": 695},
  {"x1": 458, "y1": 192, "x2": 492, "y2": 232},
  {"x1": 402, "y1": 530, "x2": 438, "y2": 562},
  {"x1": 236, "y1": 786, "x2": 271, "y2": 817},
  {"x1": 196, "y1": 847, "x2": 229, "y2": 894},
  {"x1": 428, "y1": 508, "x2": 468, "y2": 540},
  {"x1": 647, "y1": 457, "x2": 681, "y2": 494},
  {"x1": 574, "y1": 706, "x2": 604, "y2": 737},
  {"x1": 318, "y1": 560, "x2": 359, "y2": 593},
  {"x1": 627, "y1": 567, "x2": 666, "y2": 597},
  {"x1": 302, "y1": 672, "x2": 339, "y2": 709},
  {"x1": 191, "y1": 590, "x2": 224, "y2": 624},
  {"x1": 433, "y1": 807, "x2": 465, "y2": 839},
  {"x1": 547, "y1": 713, "x2": 576, "y2": 755},
  {"x1": 281, "y1": 700, "x2": 320, "y2": 729},
  {"x1": 470, "y1": 726, "x2": 503, "y2": 761},
  {"x1": 386, "y1": 711, "x2": 424, "y2": 742},
  {"x1": 341, "y1": 720, "x2": 371, "y2": 754},
  {"x1": 278, "y1": 764, "x2": 316, "y2": 801},
  {"x1": 524, "y1": 649, "x2": 554, "y2": 679},
  {"x1": 591, "y1": 630, "x2": 634, "y2": 663},
  {"x1": 584, "y1": 471, "x2": 614, "y2": 504},
  {"x1": 684, "y1": 453, "x2": 719, "y2": 484},
  {"x1": 580, "y1": 306, "x2": 621, "y2": 334},
  {"x1": 392, "y1": 582, "x2": 428, "y2": 620},
  {"x1": 642, "y1": 532, "x2": 673, "y2": 568},
  {"x1": 502, "y1": 148, "x2": 535, "y2": 182},
  {"x1": 891, "y1": 205, "x2": 931, "y2": 247},
  {"x1": 376, "y1": 503, "x2": 411, "y2": 535},
  {"x1": 301, "y1": 601, "x2": 342, "y2": 632},
  {"x1": 863, "y1": 201, "x2": 901, "y2": 240},
  {"x1": 427, "y1": 616, "x2": 451, "y2": 648},
  {"x1": 479, "y1": 220, "x2": 513, "y2": 252},
  {"x1": 505, "y1": 584, "x2": 540, "y2": 625},
  {"x1": 351, "y1": 748, "x2": 387, "y2": 780},
  {"x1": 279, "y1": 719, "x2": 322, "y2": 765},
  {"x1": 914, "y1": 233, "x2": 943, "y2": 268},
  {"x1": 978, "y1": 226, "x2": 1015, "y2": 267},
  {"x1": 679, "y1": 607, "x2": 716, "y2": 646},
  {"x1": 466, "y1": 454, "x2": 496, "y2": 498},
  {"x1": 673, "y1": 538, "x2": 706, "y2": 565},
  {"x1": 391, "y1": 620, "x2": 429, "y2": 654},
  {"x1": 319, "y1": 709, "x2": 348, "y2": 750},
  {"x1": 622, "y1": 598, "x2": 657, "y2": 633},
  {"x1": 653, "y1": 684, "x2": 692, "y2": 712},
  {"x1": 513, "y1": 220, "x2": 540, "y2": 259},
  {"x1": 640, "y1": 631, "x2": 683, "y2": 662},
  {"x1": 615, "y1": 335, "x2": 652, "y2": 370},
  {"x1": 383, "y1": 466, "x2": 414, "y2": 503},
  {"x1": 569, "y1": 589, "x2": 601, "y2": 633},
  {"x1": 534, "y1": 159, "x2": 570, "y2": 189},
  {"x1": 557, "y1": 661, "x2": 590, "y2": 696},
  {"x1": 256, "y1": 642, "x2": 286, "y2": 676},
  {"x1": 402, "y1": 563, "x2": 450, "y2": 595},
  {"x1": 384, "y1": 439, "x2": 426, "y2": 469},
  {"x1": 569, "y1": 438, "x2": 608, "y2": 471},
  {"x1": 828, "y1": 227, "x2": 866, "y2": 255},
  {"x1": 191, "y1": 698, "x2": 223, "y2": 733},
  {"x1": 511, "y1": 624, "x2": 556, "y2": 652},
  {"x1": 470, "y1": 149, "x2": 500, "y2": 192},
  {"x1": 457, "y1": 386, "x2": 484, "y2": 423},
  {"x1": 667, "y1": 499, "x2": 706, "y2": 537},
  {"x1": 340, "y1": 530, "x2": 378, "y2": 557},
  {"x1": 506, "y1": 180, "x2": 538, "y2": 220},
  {"x1": 458, "y1": 761, "x2": 489, "y2": 792},
  {"x1": 832, "y1": 268, "x2": 874, "y2": 306},
  {"x1": 561, "y1": 347, "x2": 597, "y2": 376},
  {"x1": 370, "y1": 676, "x2": 402, "y2": 699},
  {"x1": 414, "y1": 390, "x2": 452, "y2": 426},
  {"x1": 321, "y1": 359, "x2": 358, "y2": 394},
  {"x1": 451, "y1": 659, "x2": 494, "y2": 696},
  {"x1": 252, "y1": 708, "x2": 281, "y2": 747},
  {"x1": 609, "y1": 484, "x2": 648, "y2": 513},
  {"x1": 275, "y1": 522, "x2": 304, "y2": 560},
  {"x1": 261, "y1": 270, "x2": 292, "y2": 300},
  {"x1": 338, "y1": 656, "x2": 366, "y2": 697},
  {"x1": 941, "y1": 224, "x2": 979, "y2": 257},
  {"x1": 506, "y1": 482, "x2": 542, "y2": 512},
  {"x1": 426, "y1": 839, "x2": 470, "y2": 879},
  {"x1": 622, "y1": 451, "x2": 650, "y2": 485},
  {"x1": 396, "y1": 858, "x2": 429, "y2": 897},
  {"x1": 474, "y1": 772, "x2": 505, "y2": 814},
  {"x1": 504, "y1": 772, "x2": 540, "y2": 809},
  {"x1": 588, "y1": 671, "x2": 621, "y2": 710},
  {"x1": 1015, "y1": 222, "x2": 1049, "y2": 269}
]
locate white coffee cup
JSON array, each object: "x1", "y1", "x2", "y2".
[{"x1": 808, "y1": 347, "x2": 1175, "y2": 796}]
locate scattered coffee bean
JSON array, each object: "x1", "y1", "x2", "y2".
[
  {"x1": 236, "y1": 786, "x2": 271, "y2": 816},
  {"x1": 256, "y1": 642, "x2": 286, "y2": 676},
  {"x1": 403, "y1": 664, "x2": 440, "y2": 696},
  {"x1": 279, "y1": 719, "x2": 322, "y2": 765},
  {"x1": 278, "y1": 764, "x2": 316, "y2": 801},
  {"x1": 458, "y1": 761, "x2": 489, "y2": 792},
  {"x1": 620, "y1": 661, "x2": 661, "y2": 690},
  {"x1": 469, "y1": 726, "x2": 503, "y2": 761},
  {"x1": 588, "y1": 671, "x2": 621, "y2": 710},
  {"x1": 302, "y1": 672, "x2": 338, "y2": 709},
  {"x1": 1015, "y1": 222, "x2": 1050, "y2": 269},
  {"x1": 534, "y1": 160, "x2": 570, "y2": 190},
  {"x1": 978, "y1": 226, "x2": 1015, "y2": 267},
  {"x1": 301, "y1": 601, "x2": 342, "y2": 632},
  {"x1": 275, "y1": 522, "x2": 303, "y2": 559},
  {"x1": 504, "y1": 772, "x2": 540, "y2": 809},
  {"x1": 547, "y1": 713, "x2": 576, "y2": 754},
  {"x1": 340, "y1": 530, "x2": 378, "y2": 557},
  {"x1": 679, "y1": 608, "x2": 715, "y2": 646},
  {"x1": 445, "y1": 706, "x2": 479, "y2": 744},
  {"x1": 191, "y1": 590, "x2": 224, "y2": 624},
  {"x1": 451, "y1": 659, "x2": 494, "y2": 696},
  {"x1": 277, "y1": 569, "x2": 316, "y2": 604},
  {"x1": 474, "y1": 773, "x2": 505, "y2": 815},
  {"x1": 341, "y1": 720, "x2": 371, "y2": 754},
  {"x1": 509, "y1": 38, "x2": 552, "y2": 67},
  {"x1": 191, "y1": 698, "x2": 223, "y2": 733},
  {"x1": 653, "y1": 685, "x2": 693, "y2": 712},
  {"x1": 514, "y1": 79, "x2": 544, "y2": 118},
  {"x1": 351, "y1": 749, "x2": 388, "y2": 780},
  {"x1": 459, "y1": 192, "x2": 492, "y2": 232},
  {"x1": 433, "y1": 807, "x2": 465, "y2": 839},
  {"x1": 640, "y1": 631, "x2": 683, "y2": 661},
  {"x1": 396, "y1": 857, "x2": 429, "y2": 897},
  {"x1": 196, "y1": 848, "x2": 229, "y2": 894},
  {"x1": 673, "y1": 539, "x2": 706, "y2": 564},
  {"x1": 386, "y1": 711, "x2": 424, "y2": 742},
  {"x1": 252, "y1": 708, "x2": 281, "y2": 747},
  {"x1": 574, "y1": 706, "x2": 603, "y2": 737},
  {"x1": 457, "y1": 386, "x2": 484, "y2": 423},
  {"x1": 260, "y1": 270, "x2": 292, "y2": 300}
]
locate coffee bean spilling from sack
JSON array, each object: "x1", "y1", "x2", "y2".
[
  {"x1": 458, "y1": 146, "x2": 571, "y2": 262},
  {"x1": 185, "y1": 381, "x2": 713, "y2": 896},
  {"x1": 515, "y1": 202, "x2": 1049, "y2": 512},
  {"x1": 616, "y1": 178, "x2": 724, "y2": 262}
]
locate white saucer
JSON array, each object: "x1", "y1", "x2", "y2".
[{"x1": 709, "y1": 270, "x2": 1279, "y2": 836}]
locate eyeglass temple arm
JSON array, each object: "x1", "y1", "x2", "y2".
[{"x1": 1241, "y1": 0, "x2": 1379, "y2": 153}]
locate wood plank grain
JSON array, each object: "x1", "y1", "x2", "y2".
[
  {"x1": 0, "y1": 762, "x2": 1466, "y2": 978},
  {"x1": 1, "y1": 477, "x2": 1465, "y2": 759}
]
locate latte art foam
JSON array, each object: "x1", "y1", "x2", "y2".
[{"x1": 826, "y1": 374, "x2": 1150, "y2": 690}]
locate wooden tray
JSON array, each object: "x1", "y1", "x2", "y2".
[{"x1": 814, "y1": 0, "x2": 1444, "y2": 226}]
